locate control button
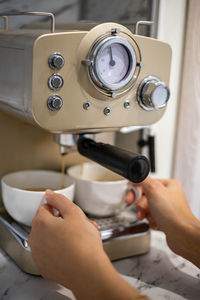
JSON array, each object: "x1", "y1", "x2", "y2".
[
  {"x1": 48, "y1": 53, "x2": 65, "y2": 70},
  {"x1": 137, "y1": 76, "x2": 170, "y2": 111},
  {"x1": 48, "y1": 74, "x2": 64, "y2": 91},
  {"x1": 47, "y1": 95, "x2": 63, "y2": 111},
  {"x1": 124, "y1": 100, "x2": 130, "y2": 109},
  {"x1": 83, "y1": 102, "x2": 91, "y2": 110},
  {"x1": 104, "y1": 107, "x2": 111, "y2": 116}
]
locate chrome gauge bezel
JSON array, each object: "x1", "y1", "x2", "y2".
[
  {"x1": 84, "y1": 31, "x2": 141, "y2": 97},
  {"x1": 89, "y1": 36, "x2": 136, "y2": 91}
]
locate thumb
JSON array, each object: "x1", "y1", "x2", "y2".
[
  {"x1": 134, "y1": 176, "x2": 164, "y2": 199},
  {"x1": 45, "y1": 189, "x2": 75, "y2": 218}
]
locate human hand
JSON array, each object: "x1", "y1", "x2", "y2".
[
  {"x1": 126, "y1": 177, "x2": 200, "y2": 266},
  {"x1": 29, "y1": 190, "x2": 104, "y2": 289},
  {"x1": 29, "y1": 190, "x2": 141, "y2": 299},
  {"x1": 126, "y1": 177, "x2": 193, "y2": 229}
]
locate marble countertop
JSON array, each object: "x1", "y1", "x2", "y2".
[{"x1": 0, "y1": 230, "x2": 199, "y2": 300}]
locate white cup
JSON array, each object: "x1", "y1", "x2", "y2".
[
  {"x1": 67, "y1": 162, "x2": 141, "y2": 217},
  {"x1": 1, "y1": 170, "x2": 75, "y2": 226}
]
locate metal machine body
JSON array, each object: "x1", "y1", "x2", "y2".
[
  {"x1": 0, "y1": 16, "x2": 171, "y2": 133},
  {"x1": 0, "y1": 12, "x2": 171, "y2": 274},
  {"x1": 0, "y1": 208, "x2": 150, "y2": 275}
]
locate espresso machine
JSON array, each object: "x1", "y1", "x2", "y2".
[{"x1": 0, "y1": 12, "x2": 171, "y2": 274}]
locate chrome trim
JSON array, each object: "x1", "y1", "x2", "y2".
[
  {"x1": 124, "y1": 100, "x2": 131, "y2": 109},
  {"x1": 111, "y1": 28, "x2": 121, "y2": 35},
  {"x1": 0, "y1": 16, "x2": 8, "y2": 31},
  {"x1": 0, "y1": 216, "x2": 29, "y2": 249},
  {"x1": 47, "y1": 95, "x2": 63, "y2": 111},
  {"x1": 137, "y1": 76, "x2": 170, "y2": 111},
  {"x1": 91, "y1": 36, "x2": 136, "y2": 91},
  {"x1": 135, "y1": 21, "x2": 154, "y2": 35},
  {"x1": 48, "y1": 53, "x2": 65, "y2": 70},
  {"x1": 0, "y1": 12, "x2": 55, "y2": 33},
  {"x1": 104, "y1": 107, "x2": 111, "y2": 116},
  {"x1": 84, "y1": 30, "x2": 142, "y2": 97},
  {"x1": 83, "y1": 102, "x2": 91, "y2": 110},
  {"x1": 150, "y1": 82, "x2": 170, "y2": 109},
  {"x1": 48, "y1": 73, "x2": 64, "y2": 91}
]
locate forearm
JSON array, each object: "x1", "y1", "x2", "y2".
[
  {"x1": 68, "y1": 249, "x2": 147, "y2": 300},
  {"x1": 167, "y1": 216, "x2": 200, "y2": 268},
  {"x1": 180, "y1": 218, "x2": 200, "y2": 268}
]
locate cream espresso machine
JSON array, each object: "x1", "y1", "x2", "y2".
[{"x1": 0, "y1": 12, "x2": 171, "y2": 274}]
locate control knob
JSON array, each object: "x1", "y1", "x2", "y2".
[
  {"x1": 48, "y1": 74, "x2": 64, "y2": 91},
  {"x1": 137, "y1": 76, "x2": 170, "y2": 110},
  {"x1": 47, "y1": 95, "x2": 63, "y2": 111},
  {"x1": 48, "y1": 53, "x2": 65, "y2": 70}
]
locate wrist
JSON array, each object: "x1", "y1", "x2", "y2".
[
  {"x1": 169, "y1": 216, "x2": 200, "y2": 267},
  {"x1": 71, "y1": 249, "x2": 139, "y2": 300},
  {"x1": 181, "y1": 217, "x2": 200, "y2": 267}
]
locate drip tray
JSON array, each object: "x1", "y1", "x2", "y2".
[
  {"x1": 0, "y1": 209, "x2": 150, "y2": 275},
  {"x1": 90, "y1": 212, "x2": 150, "y2": 261}
]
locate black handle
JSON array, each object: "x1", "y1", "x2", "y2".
[
  {"x1": 77, "y1": 137, "x2": 150, "y2": 183},
  {"x1": 148, "y1": 135, "x2": 156, "y2": 172},
  {"x1": 137, "y1": 130, "x2": 156, "y2": 173}
]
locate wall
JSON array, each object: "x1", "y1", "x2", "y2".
[
  {"x1": 173, "y1": 0, "x2": 200, "y2": 219},
  {"x1": 153, "y1": 0, "x2": 187, "y2": 178}
]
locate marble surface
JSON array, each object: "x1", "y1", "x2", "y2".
[{"x1": 0, "y1": 230, "x2": 199, "y2": 300}]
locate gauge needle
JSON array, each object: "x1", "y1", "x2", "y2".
[{"x1": 109, "y1": 47, "x2": 115, "y2": 66}]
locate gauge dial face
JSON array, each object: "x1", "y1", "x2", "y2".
[
  {"x1": 96, "y1": 43, "x2": 130, "y2": 85},
  {"x1": 91, "y1": 37, "x2": 137, "y2": 91}
]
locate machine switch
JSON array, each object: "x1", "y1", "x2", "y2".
[
  {"x1": 48, "y1": 53, "x2": 65, "y2": 70},
  {"x1": 48, "y1": 74, "x2": 64, "y2": 90},
  {"x1": 47, "y1": 95, "x2": 63, "y2": 111}
]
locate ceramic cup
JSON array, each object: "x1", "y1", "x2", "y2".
[
  {"x1": 1, "y1": 170, "x2": 75, "y2": 226},
  {"x1": 67, "y1": 162, "x2": 141, "y2": 217}
]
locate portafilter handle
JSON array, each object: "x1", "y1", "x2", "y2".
[{"x1": 77, "y1": 137, "x2": 150, "y2": 183}]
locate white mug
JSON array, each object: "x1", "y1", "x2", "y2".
[
  {"x1": 1, "y1": 170, "x2": 75, "y2": 226},
  {"x1": 67, "y1": 162, "x2": 141, "y2": 217}
]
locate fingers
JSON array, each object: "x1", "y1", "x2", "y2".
[
  {"x1": 138, "y1": 176, "x2": 162, "y2": 194},
  {"x1": 136, "y1": 196, "x2": 148, "y2": 220},
  {"x1": 125, "y1": 187, "x2": 142, "y2": 204},
  {"x1": 34, "y1": 204, "x2": 53, "y2": 220},
  {"x1": 31, "y1": 204, "x2": 54, "y2": 236},
  {"x1": 90, "y1": 220, "x2": 99, "y2": 230},
  {"x1": 126, "y1": 190, "x2": 134, "y2": 204},
  {"x1": 157, "y1": 178, "x2": 171, "y2": 187},
  {"x1": 45, "y1": 189, "x2": 78, "y2": 219},
  {"x1": 131, "y1": 176, "x2": 166, "y2": 199},
  {"x1": 135, "y1": 196, "x2": 159, "y2": 229},
  {"x1": 146, "y1": 215, "x2": 159, "y2": 230},
  {"x1": 125, "y1": 191, "x2": 149, "y2": 220}
]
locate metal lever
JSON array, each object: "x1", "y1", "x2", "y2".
[
  {"x1": 0, "y1": 16, "x2": 8, "y2": 31},
  {"x1": 0, "y1": 12, "x2": 55, "y2": 33},
  {"x1": 135, "y1": 21, "x2": 154, "y2": 35},
  {"x1": 0, "y1": 216, "x2": 29, "y2": 248}
]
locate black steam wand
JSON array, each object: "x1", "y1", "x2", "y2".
[{"x1": 77, "y1": 136, "x2": 150, "y2": 183}]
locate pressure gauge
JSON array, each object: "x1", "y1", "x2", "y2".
[{"x1": 84, "y1": 35, "x2": 140, "y2": 94}]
